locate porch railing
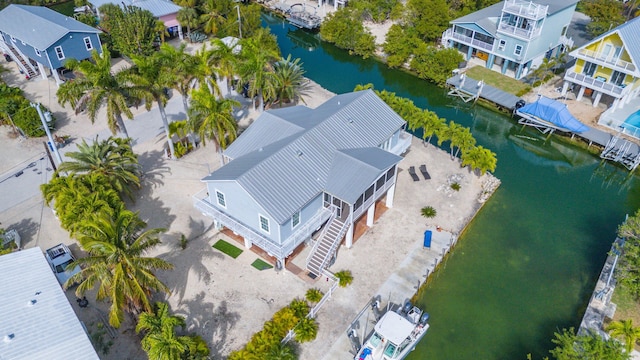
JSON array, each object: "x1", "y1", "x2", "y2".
[
  {"x1": 389, "y1": 130, "x2": 412, "y2": 155},
  {"x1": 193, "y1": 188, "x2": 333, "y2": 259},
  {"x1": 502, "y1": 0, "x2": 547, "y2": 20},
  {"x1": 353, "y1": 175, "x2": 395, "y2": 220},
  {"x1": 305, "y1": 205, "x2": 338, "y2": 266},
  {"x1": 442, "y1": 28, "x2": 494, "y2": 52},
  {"x1": 564, "y1": 70, "x2": 626, "y2": 98},
  {"x1": 497, "y1": 23, "x2": 542, "y2": 40},
  {"x1": 577, "y1": 49, "x2": 636, "y2": 73}
]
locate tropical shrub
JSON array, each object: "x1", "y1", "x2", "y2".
[
  {"x1": 335, "y1": 270, "x2": 354, "y2": 287},
  {"x1": 320, "y1": 8, "x2": 376, "y2": 59},
  {"x1": 421, "y1": 206, "x2": 437, "y2": 218},
  {"x1": 410, "y1": 45, "x2": 464, "y2": 86},
  {"x1": 450, "y1": 182, "x2": 461, "y2": 191},
  {"x1": 306, "y1": 288, "x2": 324, "y2": 303},
  {"x1": 294, "y1": 317, "x2": 319, "y2": 343}
]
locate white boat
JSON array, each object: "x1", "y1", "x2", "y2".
[{"x1": 354, "y1": 301, "x2": 430, "y2": 360}]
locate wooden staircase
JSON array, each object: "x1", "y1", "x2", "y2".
[
  {"x1": 306, "y1": 213, "x2": 349, "y2": 277},
  {"x1": 3, "y1": 42, "x2": 37, "y2": 79}
]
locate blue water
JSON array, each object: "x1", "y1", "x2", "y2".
[{"x1": 263, "y1": 16, "x2": 640, "y2": 359}]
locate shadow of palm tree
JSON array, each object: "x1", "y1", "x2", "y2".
[
  {"x1": 137, "y1": 149, "x2": 171, "y2": 190},
  {"x1": 160, "y1": 216, "x2": 222, "y2": 302},
  {"x1": 176, "y1": 294, "x2": 240, "y2": 359}
]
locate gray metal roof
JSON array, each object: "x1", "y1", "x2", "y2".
[
  {"x1": 0, "y1": 5, "x2": 101, "y2": 51},
  {"x1": 0, "y1": 248, "x2": 99, "y2": 360},
  {"x1": 571, "y1": 16, "x2": 640, "y2": 76},
  {"x1": 451, "y1": 0, "x2": 579, "y2": 35},
  {"x1": 205, "y1": 90, "x2": 406, "y2": 224},
  {"x1": 325, "y1": 148, "x2": 401, "y2": 204},
  {"x1": 89, "y1": 0, "x2": 181, "y2": 17}
]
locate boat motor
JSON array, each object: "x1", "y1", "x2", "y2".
[
  {"x1": 403, "y1": 300, "x2": 412, "y2": 315},
  {"x1": 420, "y1": 312, "x2": 430, "y2": 325},
  {"x1": 372, "y1": 299, "x2": 382, "y2": 321},
  {"x1": 348, "y1": 328, "x2": 361, "y2": 353}
]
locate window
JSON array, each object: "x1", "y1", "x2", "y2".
[
  {"x1": 83, "y1": 37, "x2": 93, "y2": 51},
  {"x1": 514, "y1": 45, "x2": 523, "y2": 56},
  {"x1": 583, "y1": 62, "x2": 597, "y2": 77},
  {"x1": 498, "y1": 39, "x2": 506, "y2": 51},
  {"x1": 292, "y1": 211, "x2": 300, "y2": 228},
  {"x1": 561, "y1": 25, "x2": 568, "y2": 36},
  {"x1": 611, "y1": 71, "x2": 625, "y2": 86},
  {"x1": 386, "y1": 166, "x2": 395, "y2": 181},
  {"x1": 55, "y1": 46, "x2": 65, "y2": 60},
  {"x1": 376, "y1": 175, "x2": 386, "y2": 190},
  {"x1": 259, "y1": 215, "x2": 270, "y2": 233},
  {"x1": 35, "y1": 49, "x2": 41, "y2": 57},
  {"x1": 215, "y1": 190, "x2": 226, "y2": 207}
]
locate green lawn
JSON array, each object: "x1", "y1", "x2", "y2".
[
  {"x1": 464, "y1": 66, "x2": 531, "y2": 96},
  {"x1": 251, "y1": 258, "x2": 274, "y2": 271},
  {"x1": 212, "y1": 239, "x2": 243, "y2": 259},
  {"x1": 49, "y1": 1, "x2": 76, "y2": 16},
  {"x1": 611, "y1": 285, "x2": 640, "y2": 325}
]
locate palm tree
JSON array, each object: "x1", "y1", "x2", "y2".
[
  {"x1": 236, "y1": 35, "x2": 280, "y2": 112},
  {"x1": 136, "y1": 302, "x2": 185, "y2": 337},
  {"x1": 422, "y1": 111, "x2": 445, "y2": 145},
  {"x1": 607, "y1": 319, "x2": 640, "y2": 353},
  {"x1": 199, "y1": 0, "x2": 225, "y2": 35},
  {"x1": 265, "y1": 342, "x2": 296, "y2": 360},
  {"x1": 156, "y1": 43, "x2": 196, "y2": 120},
  {"x1": 57, "y1": 136, "x2": 141, "y2": 198},
  {"x1": 192, "y1": 45, "x2": 221, "y2": 95},
  {"x1": 125, "y1": 53, "x2": 176, "y2": 158},
  {"x1": 461, "y1": 145, "x2": 497, "y2": 176},
  {"x1": 68, "y1": 208, "x2": 173, "y2": 328},
  {"x1": 177, "y1": 7, "x2": 199, "y2": 39},
  {"x1": 267, "y1": 55, "x2": 309, "y2": 108},
  {"x1": 209, "y1": 38, "x2": 238, "y2": 94},
  {"x1": 421, "y1": 206, "x2": 437, "y2": 218},
  {"x1": 57, "y1": 49, "x2": 134, "y2": 138},
  {"x1": 188, "y1": 86, "x2": 239, "y2": 163},
  {"x1": 154, "y1": 20, "x2": 169, "y2": 43},
  {"x1": 450, "y1": 126, "x2": 476, "y2": 159}
]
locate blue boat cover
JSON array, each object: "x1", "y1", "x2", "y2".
[
  {"x1": 518, "y1": 96, "x2": 589, "y2": 133},
  {"x1": 424, "y1": 230, "x2": 432, "y2": 248}
]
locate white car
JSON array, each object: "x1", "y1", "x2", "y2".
[{"x1": 44, "y1": 243, "x2": 81, "y2": 287}]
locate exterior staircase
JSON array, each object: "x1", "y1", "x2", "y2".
[
  {"x1": 306, "y1": 212, "x2": 349, "y2": 277},
  {"x1": 0, "y1": 40, "x2": 37, "y2": 79}
]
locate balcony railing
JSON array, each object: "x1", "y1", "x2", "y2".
[
  {"x1": 564, "y1": 70, "x2": 625, "y2": 98},
  {"x1": 502, "y1": 0, "x2": 547, "y2": 20},
  {"x1": 442, "y1": 28, "x2": 494, "y2": 52},
  {"x1": 559, "y1": 35, "x2": 574, "y2": 49},
  {"x1": 577, "y1": 48, "x2": 636, "y2": 73},
  {"x1": 193, "y1": 188, "x2": 333, "y2": 259},
  {"x1": 497, "y1": 23, "x2": 541, "y2": 40}
]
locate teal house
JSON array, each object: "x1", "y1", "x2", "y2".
[
  {"x1": 441, "y1": 0, "x2": 577, "y2": 79},
  {"x1": 0, "y1": 4, "x2": 102, "y2": 85}
]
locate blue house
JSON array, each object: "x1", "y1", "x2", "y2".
[
  {"x1": 441, "y1": 0, "x2": 577, "y2": 79},
  {"x1": 0, "y1": 4, "x2": 102, "y2": 85},
  {"x1": 193, "y1": 90, "x2": 412, "y2": 276}
]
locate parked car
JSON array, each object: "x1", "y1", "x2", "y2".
[{"x1": 44, "y1": 243, "x2": 81, "y2": 287}]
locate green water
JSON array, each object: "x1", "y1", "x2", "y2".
[{"x1": 264, "y1": 17, "x2": 640, "y2": 359}]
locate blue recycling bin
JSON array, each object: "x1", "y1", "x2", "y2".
[{"x1": 423, "y1": 230, "x2": 432, "y2": 248}]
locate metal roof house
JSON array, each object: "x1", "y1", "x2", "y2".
[
  {"x1": 0, "y1": 247, "x2": 99, "y2": 360},
  {"x1": 0, "y1": 4, "x2": 102, "y2": 85},
  {"x1": 88, "y1": 0, "x2": 183, "y2": 40},
  {"x1": 561, "y1": 16, "x2": 640, "y2": 139},
  {"x1": 441, "y1": 0, "x2": 578, "y2": 79},
  {"x1": 193, "y1": 90, "x2": 412, "y2": 276}
]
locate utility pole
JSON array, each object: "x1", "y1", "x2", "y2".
[
  {"x1": 31, "y1": 103, "x2": 62, "y2": 165},
  {"x1": 236, "y1": 5, "x2": 242, "y2": 39}
]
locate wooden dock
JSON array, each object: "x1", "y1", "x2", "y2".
[{"x1": 446, "y1": 73, "x2": 523, "y2": 111}]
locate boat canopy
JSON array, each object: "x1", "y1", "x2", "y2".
[
  {"x1": 518, "y1": 96, "x2": 589, "y2": 133},
  {"x1": 374, "y1": 311, "x2": 414, "y2": 345}
]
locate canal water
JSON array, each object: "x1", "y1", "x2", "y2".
[{"x1": 264, "y1": 15, "x2": 640, "y2": 359}]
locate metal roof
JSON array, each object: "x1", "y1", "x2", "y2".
[
  {"x1": 205, "y1": 90, "x2": 406, "y2": 224},
  {"x1": 325, "y1": 148, "x2": 401, "y2": 204},
  {"x1": 0, "y1": 248, "x2": 99, "y2": 360},
  {"x1": 88, "y1": 0, "x2": 181, "y2": 17},
  {"x1": 570, "y1": 16, "x2": 640, "y2": 76},
  {"x1": 0, "y1": 5, "x2": 101, "y2": 51},
  {"x1": 451, "y1": 0, "x2": 579, "y2": 35}
]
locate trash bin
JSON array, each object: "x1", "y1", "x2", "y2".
[{"x1": 423, "y1": 230, "x2": 432, "y2": 248}]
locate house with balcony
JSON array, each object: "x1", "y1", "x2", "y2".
[
  {"x1": 193, "y1": 90, "x2": 412, "y2": 277},
  {"x1": 441, "y1": 0, "x2": 577, "y2": 79},
  {"x1": 561, "y1": 16, "x2": 640, "y2": 137},
  {"x1": 0, "y1": 4, "x2": 102, "y2": 85},
  {"x1": 88, "y1": 0, "x2": 183, "y2": 40}
]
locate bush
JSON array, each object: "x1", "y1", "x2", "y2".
[
  {"x1": 335, "y1": 270, "x2": 353, "y2": 287},
  {"x1": 12, "y1": 106, "x2": 55, "y2": 137},
  {"x1": 450, "y1": 182, "x2": 461, "y2": 191},
  {"x1": 421, "y1": 206, "x2": 437, "y2": 218},
  {"x1": 306, "y1": 288, "x2": 324, "y2": 303},
  {"x1": 410, "y1": 45, "x2": 464, "y2": 85}
]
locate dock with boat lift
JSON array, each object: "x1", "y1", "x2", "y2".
[{"x1": 446, "y1": 73, "x2": 524, "y2": 111}]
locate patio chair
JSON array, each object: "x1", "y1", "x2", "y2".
[
  {"x1": 419, "y1": 165, "x2": 431, "y2": 180},
  {"x1": 408, "y1": 166, "x2": 420, "y2": 182}
]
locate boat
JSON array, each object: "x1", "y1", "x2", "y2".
[{"x1": 353, "y1": 301, "x2": 430, "y2": 360}]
